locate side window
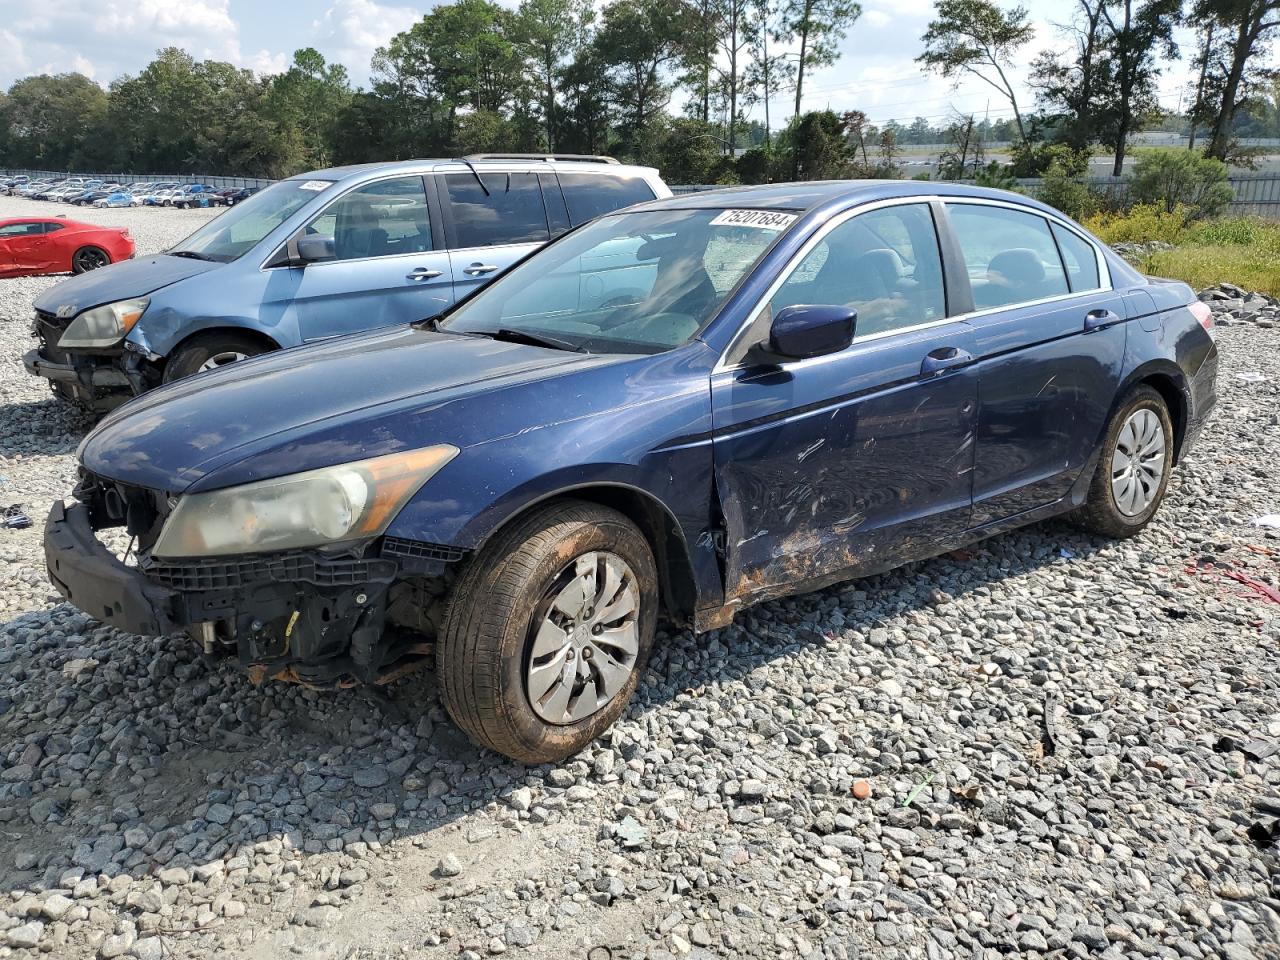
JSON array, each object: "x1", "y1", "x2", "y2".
[
  {"x1": 43, "y1": 223, "x2": 65, "y2": 234},
  {"x1": 559, "y1": 173, "x2": 656, "y2": 224},
  {"x1": 770, "y1": 203, "x2": 946, "y2": 339},
  {"x1": 306, "y1": 176, "x2": 431, "y2": 261},
  {"x1": 539, "y1": 173, "x2": 571, "y2": 237},
  {"x1": 444, "y1": 172, "x2": 549, "y2": 248},
  {"x1": 0, "y1": 223, "x2": 43, "y2": 237},
  {"x1": 947, "y1": 204, "x2": 1069, "y2": 309},
  {"x1": 1051, "y1": 223, "x2": 1101, "y2": 292}
]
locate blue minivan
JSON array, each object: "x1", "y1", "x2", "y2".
[
  {"x1": 24, "y1": 155, "x2": 669, "y2": 411},
  {"x1": 44, "y1": 180, "x2": 1217, "y2": 764}
]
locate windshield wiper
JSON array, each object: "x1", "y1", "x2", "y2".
[
  {"x1": 168, "y1": 250, "x2": 212, "y2": 261},
  {"x1": 458, "y1": 157, "x2": 490, "y2": 197},
  {"x1": 478, "y1": 328, "x2": 588, "y2": 353}
]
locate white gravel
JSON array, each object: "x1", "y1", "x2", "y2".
[{"x1": 0, "y1": 197, "x2": 1276, "y2": 960}]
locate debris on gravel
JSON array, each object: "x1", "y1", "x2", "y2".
[
  {"x1": 1199, "y1": 282, "x2": 1280, "y2": 329},
  {"x1": 0, "y1": 193, "x2": 1276, "y2": 958}
]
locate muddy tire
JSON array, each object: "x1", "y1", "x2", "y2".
[
  {"x1": 163, "y1": 332, "x2": 269, "y2": 382},
  {"x1": 437, "y1": 500, "x2": 658, "y2": 764},
  {"x1": 1072, "y1": 385, "x2": 1174, "y2": 539}
]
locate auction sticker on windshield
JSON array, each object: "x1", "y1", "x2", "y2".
[
  {"x1": 709, "y1": 209, "x2": 797, "y2": 230},
  {"x1": 298, "y1": 180, "x2": 331, "y2": 192}
]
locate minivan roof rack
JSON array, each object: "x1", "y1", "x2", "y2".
[{"x1": 460, "y1": 153, "x2": 620, "y2": 165}]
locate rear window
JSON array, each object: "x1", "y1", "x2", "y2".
[
  {"x1": 559, "y1": 173, "x2": 656, "y2": 224},
  {"x1": 1051, "y1": 223, "x2": 1101, "y2": 292}
]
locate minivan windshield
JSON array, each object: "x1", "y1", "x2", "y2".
[
  {"x1": 438, "y1": 208, "x2": 791, "y2": 354},
  {"x1": 167, "y1": 178, "x2": 334, "y2": 263}
]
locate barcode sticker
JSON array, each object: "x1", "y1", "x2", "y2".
[
  {"x1": 298, "y1": 180, "x2": 331, "y2": 192},
  {"x1": 709, "y1": 209, "x2": 798, "y2": 230}
]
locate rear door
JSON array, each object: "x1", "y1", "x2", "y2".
[
  {"x1": 440, "y1": 170, "x2": 550, "y2": 299},
  {"x1": 946, "y1": 202, "x2": 1126, "y2": 524},
  {"x1": 275, "y1": 174, "x2": 455, "y2": 342}
]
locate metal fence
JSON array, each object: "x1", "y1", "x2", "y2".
[
  {"x1": 673, "y1": 174, "x2": 1280, "y2": 217},
  {"x1": 0, "y1": 169, "x2": 275, "y2": 190}
]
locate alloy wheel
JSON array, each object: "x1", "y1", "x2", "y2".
[
  {"x1": 73, "y1": 249, "x2": 109, "y2": 272},
  {"x1": 526, "y1": 551, "x2": 641, "y2": 725},
  {"x1": 197, "y1": 351, "x2": 249, "y2": 373},
  {"x1": 1111, "y1": 408, "x2": 1165, "y2": 516}
]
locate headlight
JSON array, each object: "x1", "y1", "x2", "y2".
[
  {"x1": 57, "y1": 298, "x2": 149, "y2": 350},
  {"x1": 151, "y1": 446, "x2": 459, "y2": 558}
]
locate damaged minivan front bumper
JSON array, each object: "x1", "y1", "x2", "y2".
[{"x1": 44, "y1": 475, "x2": 464, "y2": 688}]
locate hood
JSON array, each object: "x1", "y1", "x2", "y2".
[
  {"x1": 79, "y1": 325, "x2": 603, "y2": 492},
  {"x1": 33, "y1": 254, "x2": 219, "y2": 317}
]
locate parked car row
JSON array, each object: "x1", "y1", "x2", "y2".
[
  {"x1": 21, "y1": 155, "x2": 1221, "y2": 766},
  {"x1": 1, "y1": 175, "x2": 261, "y2": 209}
]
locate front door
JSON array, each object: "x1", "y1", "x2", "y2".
[
  {"x1": 711, "y1": 202, "x2": 978, "y2": 607},
  {"x1": 0, "y1": 223, "x2": 50, "y2": 274},
  {"x1": 278, "y1": 174, "x2": 455, "y2": 342},
  {"x1": 945, "y1": 203, "x2": 1127, "y2": 524}
]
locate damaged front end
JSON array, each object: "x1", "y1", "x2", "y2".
[
  {"x1": 45, "y1": 471, "x2": 463, "y2": 688},
  {"x1": 25, "y1": 308, "x2": 160, "y2": 413}
]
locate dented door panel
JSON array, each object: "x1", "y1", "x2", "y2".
[
  {"x1": 711, "y1": 321, "x2": 978, "y2": 606},
  {"x1": 968, "y1": 290, "x2": 1128, "y2": 525}
]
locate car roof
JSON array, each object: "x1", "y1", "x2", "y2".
[
  {"x1": 634, "y1": 179, "x2": 1069, "y2": 221},
  {"x1": 294, "y1": 158, "x2": 661, "y2": 183}
]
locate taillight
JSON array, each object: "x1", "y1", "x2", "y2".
[{"x1": 1189, "y1": 300, "x2": 1215, "y2": 339}]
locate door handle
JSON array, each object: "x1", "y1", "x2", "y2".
[
  {"x1": 921, "y1": 346, "x2": 973, "y2": 376},
  {"x1": 463, "y1": 262, "x2": 498, "y2": 276},
  {"x1": 406, "y1": 268, "x2": 443, "y2": 280},
  {"x1": 1084, "y1": 308, "x2": 1121, "y2": 332}
]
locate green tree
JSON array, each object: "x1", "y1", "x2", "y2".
[
  {"x1": 0, "y1": 73, "x2": 109, "y2": 169},
  {"x1": 1099, "y1": 0, "x2": 1179, "y2": 176},
  {"x1": 516, "y1": 0, "x2": 594, "y2": 150},
  {"x1": 1029, "y1": 0, "x2": 1110, "y2": 150},
  {"x1": 265, "y1": 48, "x2": 352, "y2": 169},
  {"x1": 780, "y1": 0, "x2": 861, "y2": 130},
  {"x1": 918, "y1": 0, "x2": 1035, "y2": 144},
  {"x1": 593, "y1": 0, "x2": 685, "y2": 160},
  {"x1": 781, "y1": 109, "x2": 851, "y2": 179},
  {"x1": 1190, "y1": 0, "x2": 1280, "y2": 161},
  {"x1": 743, "y1": 0, "x2": 795, "y2": 152}
]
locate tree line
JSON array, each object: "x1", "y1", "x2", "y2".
[{"x1": 0, "y1": 0, "x2": 1276, "y2": 184}]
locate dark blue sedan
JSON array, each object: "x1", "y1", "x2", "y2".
[{"x1": 44, "y1": 181, "x2": 1218, "y2": 763}]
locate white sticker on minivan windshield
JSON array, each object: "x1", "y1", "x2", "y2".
[
  {"x1": 298, "y1": 180, "x2": 331, "y2": 192},
  {"x1": 709, "y1": 209, "x2": 797, "y2": 230}
]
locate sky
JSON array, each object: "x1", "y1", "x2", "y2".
[{"x1": 1, "y1": 0, "x2": 1276, "y2": 131}]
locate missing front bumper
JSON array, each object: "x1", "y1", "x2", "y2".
[{"x1": 43, "y1": 500, "x2": 458, "y2": 686}]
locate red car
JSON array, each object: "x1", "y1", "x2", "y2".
[{"x1": 0, "y1": 217, "x2": 134, "y2": 278}]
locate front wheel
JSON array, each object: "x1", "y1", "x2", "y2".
[
  {"x1": 437, "y1": 500, "x2": 658, "y2": 764},
  {"x1": 163, "y1": 332, "x2": 269, "y2": 383},
  {"x1": 1072, "y1": 385, "x2": 1174, "y2": 538}
]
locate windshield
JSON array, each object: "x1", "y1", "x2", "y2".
[
  {"x1": 168, "y1": 178, "x2": 334, "y2": 263},
  {"x1": 439, "y1": 208, "x2": 789, "y2": 354}
]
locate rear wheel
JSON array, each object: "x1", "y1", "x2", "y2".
[
  {"x1": 437, "y1": 500, "x2": 658, "y2": 764},
  {"x1": 1072, "y1": 385, "x2": 1174, "y2": 538},
  {"x1": 163, "y1": 332, "x2": 270, "y2": 382},
  {"x1": 71, "y1": 246, "x2": 111, "y2": 274}
]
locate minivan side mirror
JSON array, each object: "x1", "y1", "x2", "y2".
[
  {"x1": 748, "y1": 304, "x2": 856, "y2": 364},
  {"x1": 295, "y1": 234, "x2": 336, "y2": 263}
]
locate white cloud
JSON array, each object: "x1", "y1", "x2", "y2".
[
  {"x1": 311, "y1": 0, "x2": 420, "y2": 70},
  {"x1": 0, "y1": 0, "x2": 268, "y2": 88}
]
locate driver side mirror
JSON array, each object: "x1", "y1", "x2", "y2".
[
  {"x1": 293, "y1": 234, "x2": 336, "y2": 264},
  {"x1": 747, "y1": 304, "x2": 857, "y2": 364}
]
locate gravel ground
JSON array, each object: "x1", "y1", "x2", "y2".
[{"x1": 0, "y1": 196, "x2": 1277, "y2": 960}]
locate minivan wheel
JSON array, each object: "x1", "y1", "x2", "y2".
[
  {"x1": 163, "y1": 332, "x2": 270, "y2": 383},
  {"x1": 1072, "y1": 385, "x2": 1174, "y2": 539},
  {"x1": 437, "y1": 500, "x2": 658, "y2": 764}
]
